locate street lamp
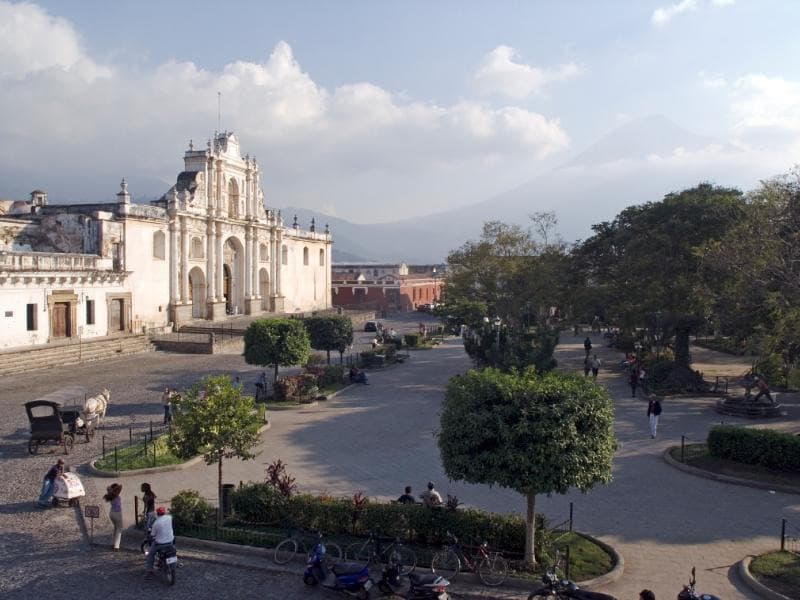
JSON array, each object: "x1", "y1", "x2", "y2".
[{"x1": 493, "y1": 316, "x2": 502, "y2": 349}]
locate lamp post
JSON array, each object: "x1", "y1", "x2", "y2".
[{"x1": 493, "y1": 316, "x2": 502, "y2": 350}]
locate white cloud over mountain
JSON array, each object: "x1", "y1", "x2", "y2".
[{"x1": 471, "y1": 46, "x2": 581, "y2": 99}]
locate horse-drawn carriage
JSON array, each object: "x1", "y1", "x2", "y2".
[{"x1": 25, "y1": 385, "x2": 109, "y2": 455}]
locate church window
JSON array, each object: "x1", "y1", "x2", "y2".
[
  {"x1": 26, "y1": 304, "x2": 37, "y2": 331},
  {"x1": 228, "y1": 179, "x2": 239, "y2": 218},
  {"x1": 191, "y1": 237, "x2": 204, "y2": 259},
  {"x1": 86, "y1": 300, "x2": 95, "y2": 325},
  {"x1": 281, "y1": 245, "x2": 288, "y2": 265},
  {"x1": 303, "y1": 247, "x2": 309, "y2": 266},
  {"x1": 319, "y1": 249, "x2": 325, "y2": 266},
  {"x1": 153, "y1": 230, "x2": 166, "y2": 260}
]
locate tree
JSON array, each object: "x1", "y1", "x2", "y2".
[
  {"x1": 438, "y1": 368, "x2": 615, "y2": 565},
  {"x1": 168, "y1": 375, "x2": 261, "y2": 527},
  {"x1": 244, "y1": 318, "x2": 311, "y2": 383},
  {"x1": 304, "y1": 316, "x2": 354, "y2": 364}
]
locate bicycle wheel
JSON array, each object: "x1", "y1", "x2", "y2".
[
  {"x1": 322, "y1": 542, "x2": 343, "y2": 566},
  {"x1": 430, "y1": 550, "x2": 460, "y2": 579},
  {"x1": 345, "y1": 541, "x2": 372, "y2": 562},
  {"x1": 478, "y1": 554, "x2": 508, "y2": 586},
  {"x1": 387, "y1": 545, "x2": 416, "y2": 575},
  {"x1": 273, "y1": 538, "x2": 299, "y2": 564}
]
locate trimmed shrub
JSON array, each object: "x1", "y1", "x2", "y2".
[
  {"x1": 404, "y1": 333, "x2": 421, "y2": 347},
  {"x1": 274, "y1": 373, "x2": 318, "y2": 400},
  {"x1": 707, "y1": 425, "x2": 800, "y2": 472},
  {"x1": 171, "y1": 489, "x2": 215, "y2": 526}
]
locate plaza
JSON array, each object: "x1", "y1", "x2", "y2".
[{"x1": 0, "y1": 316, "x2": 797, "y2": 599}]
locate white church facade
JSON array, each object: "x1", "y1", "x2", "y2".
[{"x1": 0, "y1": 132, "x2": 332, "y2": 350}]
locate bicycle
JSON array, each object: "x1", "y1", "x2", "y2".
[
  {"x1": 273, "y1": 530, "x2": 343, "y2": 566},
  {"x1": 430, "y1": 531, "x2": 508, "y2": 586},
  {"x1": 344, "y1": 532, "x2": 417, "y2": 575}
]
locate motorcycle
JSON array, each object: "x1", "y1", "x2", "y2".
[
  {"x1": 528, "y1": 561, "x2": 616, "y2": 600},
  {"x1": 677, "y1": 567, "x2": 720, "y2": 600},
  {"x1": 377, "y1": 563, "x2": 450, "y2": 599},
  {"x1": 304, "y1": 538, "x2": 373, "y2": 599}
]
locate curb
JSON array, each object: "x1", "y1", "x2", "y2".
[
  {"x1": 261, "y1": 401, "x2": 318, "y2": 411},
  {"x1": 662, "y1": 446, "x2": 800, "y2": 495},
  {"x1": 87, "y1": 422, "x2": 271, "y2": 478},
  {"x1": 574, "y1": 531, "x2": 625, "y2": 590},
  {"x1": 737, "y1": 556, "x2": 793, "y2": 600}
]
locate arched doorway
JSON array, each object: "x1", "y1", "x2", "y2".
[
  {"x1": 259, "y1": 268, "x2": 270, "y2": 311},
  {"x1": 223, "y1": 236, "x2": 245, "y2": 315},
  {"x1": 188, "y1": 267, "x2": 206, "y2": 318}
]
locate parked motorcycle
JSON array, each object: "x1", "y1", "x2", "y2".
[
  {"x1": 677, "y1": 567, "x2": 720, "y2": 600},
  {"x1": 377, "y1": 563, "x2": 450, "y2": 599},
  {"x1": 528, "y1": 559, "x2": 616, "y2": 600},
  {"x1": 304, "y1": 538, "x2": 373, "y2": 599}
]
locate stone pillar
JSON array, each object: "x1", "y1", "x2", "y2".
[
  {"x1": 209, "y1": 221, "x2": 226, "y2": 320},
  {"x1": 179, "y1": 216, "x2": 189, "y2": 303},
  {"x1": 206, "y1": 219, "x2": 215, "y2": 304},
  {"x1": 168, "y1": 215, "x2": 178, "y2": 316},
  {"x1": 244, "y1": 225, "x2": 252, "y2": 298},
  {"x1": 273, "y1": 227, "x2": 284, "y2": 312}
]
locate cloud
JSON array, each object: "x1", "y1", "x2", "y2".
[
  {"x1": 471, "y1": 46, "x2": 581, "y2": 99},
  {"x1": 0, "y1": 1, "x2": 570, "y2": 221},
  {"x1": 651, "y1": 0, "x2": 733, "y2": 26},
  {"x1": 698, "y1": 71, "x2": 727, "y2": 88},
  {"x1": 730, "y1": 74, "x2": 800, "y2": 152}
]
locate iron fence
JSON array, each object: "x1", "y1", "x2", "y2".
[{"x1": 781, "y1": 518, "x2": 800, "y2": 554}]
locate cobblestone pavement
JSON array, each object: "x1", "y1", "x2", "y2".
[{"x1": 2, "y1": 321, "x2": 799, "y2": 599}]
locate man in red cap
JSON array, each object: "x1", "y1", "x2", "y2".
[{"x1": 145, "y1": 506, "x2": 174, "y2": 578}]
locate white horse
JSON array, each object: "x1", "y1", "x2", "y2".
[{"x1": 82, "y1": 388, "x2": 110, "y2": 426}]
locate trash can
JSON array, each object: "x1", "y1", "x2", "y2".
[{"x1": 222, "y1": 484, "x2": 236, "y2": 517}]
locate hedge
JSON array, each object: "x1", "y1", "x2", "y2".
[
  {"x1": 707, "y1": 425, "x2": 800, "y2": 472},
  {"x1": 229, "y1": 483, "x2": 550, "y2": 557}
]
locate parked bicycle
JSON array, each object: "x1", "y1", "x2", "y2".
[
  {"x1": 345, "y1": 532, "x2": 417, "y2": 575},
  {"x1": 528, "y1": 550, "x2": 616, "y2": 600},
  {"x1": 430, "y1": 531, "x2": 508, "y2": 586},
  {"x1": 274, "y1": 529, "x2": 343, "y2": 566}
]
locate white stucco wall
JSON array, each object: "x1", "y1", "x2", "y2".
[
  {"x1": 123, "y1": 218, "x2": 171, "y2": 329},
  {"x1": 280, "y1": 235, "x2": 331, "y2": 313}
]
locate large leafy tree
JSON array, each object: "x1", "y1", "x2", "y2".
[
  {"x1": 304, "y1": 316, "x2": 354, "y2": 364},
  {"x1": 573, "y1": 183, "x2": 746, "y2": 371},
  {"x1": 438, "y1": 368, "x2": 615, "y2": 565},
  {"x1": 244, "y1": 318, "x2": 311, "y2": 383},
  {"x1": 169, "y1": 375, "x2": 261, "y2": 527}
]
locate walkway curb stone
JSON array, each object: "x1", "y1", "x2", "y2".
[
  {"x1": 87, "y1": 422, "x2": 271, "y2": 478},
  {"x1": 737, "y1": 556, "x2": 793, "y2": 600},
  {"x1": 662, "y1": 446, "x2": 800, "y2": 495}
]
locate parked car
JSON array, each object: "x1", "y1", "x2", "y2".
[
  {"x1": 364, "y1": 320, "x2": 380, "y2": 332},
  {"x1": 416, "y1": 303, "x2": 432, "y2": 312}
]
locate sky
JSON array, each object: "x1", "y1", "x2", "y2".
[{"x1": 1, "y1": 0, "x2": 799, "y2": 224}]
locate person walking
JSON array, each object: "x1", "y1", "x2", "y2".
[
  {"x1": 104, "y1": 483, "x2": 124, "y2": 550},
  {"x1": 140, "y1": 482, "x2": 156, "y2": 529},
  {"x1": 639, "y1": 367, "x2": 648, "y2": 395},
  {"x1": 161, "y1": 387, "x2": 172, "y2": 425},
  {"x1": 37, "y1": 458, "x2": 65, "y2": 507},
  {"x1": 647, "y1": 397, "x2": 662, "y2": 438},
  {"x1": 583, "y1": 355, "x2": 591, "y2": 377},
  {"x1": 753, "y1": 376, "x2": 773, "y2": 403},
  {"x1": 629, "y1": 368, "x2": 639, "y2": 397},
  {"x1": 583, "y1": 336, "x2": 592, "y2": 357},
  {"x1": 590, "y1": 354, "x2": 601, "y2": 380}
]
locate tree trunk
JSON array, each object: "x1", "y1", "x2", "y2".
[
  {"x1": 326, "y1": 350, "x2": 331, "y2": 365},
  {"x1": 675, "y1": 325, "x2": 691, "y2": 368},
  {"x1": 524, "y1": 491, "x2": 537, "y2": 566},
  {"x1": 216, "y1": 454, "x2": 223, "y2": 528},
  {"x1": 273, "y1": 363, "x2": 279, "y2": 384}
]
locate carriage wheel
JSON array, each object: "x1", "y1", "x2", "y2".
[
  {"x1": 28, "y1": 438, "x2": 40, "y2": 455},
  {"x1": 63, "y1": 434, "x2": 74, "y2": 455}
]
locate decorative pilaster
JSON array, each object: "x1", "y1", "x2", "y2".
[
  {"x1": 179, "y1": 216, "x2": 189, "y2": 303},
  {"x1": 206, "y1": 219, "x2": 215, "y2": 303},
  {"x1": 244, "y1": 225, "x2": 252, "y2": 298},
  {"x1": 168, "y1": 216, "x2": 178, "y2": 306}
]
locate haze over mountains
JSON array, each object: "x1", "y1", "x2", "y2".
[{"x1": 287, "y1": 115, "x2": 769, "y2": 264}]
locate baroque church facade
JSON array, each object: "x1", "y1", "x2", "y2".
[{"x1": 0, "y1": 132, "x2": 332, "y2": 350}]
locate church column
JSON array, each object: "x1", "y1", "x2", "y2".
[
  {"x1": 206, "y1": 219, "x2": 215, "y2": 303},
  {"x1": 179, "y1": 216, "x2": 189, "y2": 303},
  {"x1": 244, "y1": 225, "x2": 252, "y2": 298},
  {"x1": 168, "y1": 215, "x2": 178, "y2": 308},
  {"x1": 216, "y1": 221, "x2": 224, "y2": 304},
  {"x1": 275, "y1": 229, "x2": 282, "y2": 297},
  {"x1": 251, "y1": 229, "x2": 259, "y2": 299}
]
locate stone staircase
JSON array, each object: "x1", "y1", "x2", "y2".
[{"x1": 0, "y1": 334, "x2": 155, "y2": 376}]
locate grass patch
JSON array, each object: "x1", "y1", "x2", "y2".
[
  {"x1": 750, "y1": 550, "x2": 800, "y2": 598},
  {"x1": 669, "y1": 444, "x2": 800, "y2": 488},
  {"x1": 554, "y1": 532, "x2": 613, "y2": 581},
  {"x1": 94, "y1": 434, "x2": 187, "y2": 471}
]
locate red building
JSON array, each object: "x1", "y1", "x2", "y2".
[{"x1": 331, "y1": 262, "x2": 443, "y2": 313}]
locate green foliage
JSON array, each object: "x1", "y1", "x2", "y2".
[
  {"x1": 404, "y1": 333, "x2": 420, "y2": 347},
  {"x1": 754, "y1": 353, "x2": 786, "y2": 387},
  {"x1": 463, "y1": 325, "x2": 558, "y2": 373},
  {"x1": 707, "y1": 425, "x2": 800, "y2": 471},
  {"x1": 244, "y1": 319, "x2": 311, "y2": 382},
  {"x1": 305, "y1": 365, "x2": 345, "y2": 386},
  {"x1": 786, "y1": 367, "x2": 800, "y2": 391},
  {"x1": 304, "y1": 316, "x2": 354, "y2": 364},
  {"x1": 435, "y1": 299, "x2": 487, "y2": 330},
  {"x1": 170, "y1": 489, "x2": 215, "y2": 527},
  {"x1": 274, "y1": 373, "x2": 318, "y2": 401}
]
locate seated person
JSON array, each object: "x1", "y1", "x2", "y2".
[
  {"x1": 144, "y1": 506, "x2": 174, "y2": 578},
  {"x1": 349, "y1": 366, "x2": 369, "y2": 384},
  {"x1": 396, "y1": 485, "x2": 416, "y2": 504},
  {"x1": 419, "y1": 481, "x2": 443, "y2": 508}
]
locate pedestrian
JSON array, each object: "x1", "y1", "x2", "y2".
[
  {"x1": 37, "y1": 458, "x2": 65, "y2": 507},
  {"x1": 639, "y1": 367, "x2": 648, "y2": 394},
  {"x1": 583, "y1": 336, "x2": 592, "y2": 357},
  {"x1": 396, "y1": 485, "x2": 416, "y2": 504},
  {"x1": 753, "y1": 376, "x2": 773, "y2": 403},
  {"x1": 583, "y1": 355, "x2": 591, "y2": 377},
  {"x1": 419, "y1": 481, "x2": 443, "y2": 508},
  {"x1": 161, "y1": 387, "x2": 172, "y2": 425},
  {"x1": 103, "y1": 483, "x2": 123, "y2": 550},
  {"x1": 647, "y1": 396, "x2": 662, "y2": 438},
  {"x1": 591, "y1": 354, "x2": 601, "y2": 380},
  {"x1": 639, "y1": 590, "x2": 655, "y2": 600},
  {"x1": 141, "y1": 482, "x2": 156, "y2": 529},
  {"x1": 629, "y1": 369, "x2": 639, "y2": 398}
]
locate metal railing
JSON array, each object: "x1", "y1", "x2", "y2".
[{"x1": 781, "y1": 518, "x2": 800, "y2": 554}]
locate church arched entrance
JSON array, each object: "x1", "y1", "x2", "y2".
[
  {"x1": 223, "y1": 236, "x2": 245, "y2": 315},
  {"x1": 188, "y1": 267, "x2": 206, "y2": 319}
]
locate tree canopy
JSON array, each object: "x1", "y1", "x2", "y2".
[
  {"x1": 304, "y1": 315, "x2": 354, "y2": 364},
  {"x1": 168, "y1": 375, "x2": 261, "y2": 526},
  {"x1": 243, "y1": 318, "x2": 311, "y2": 383},
  {"x1": 438, "y1": 368, "x2": 615, "y2": 564}
]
